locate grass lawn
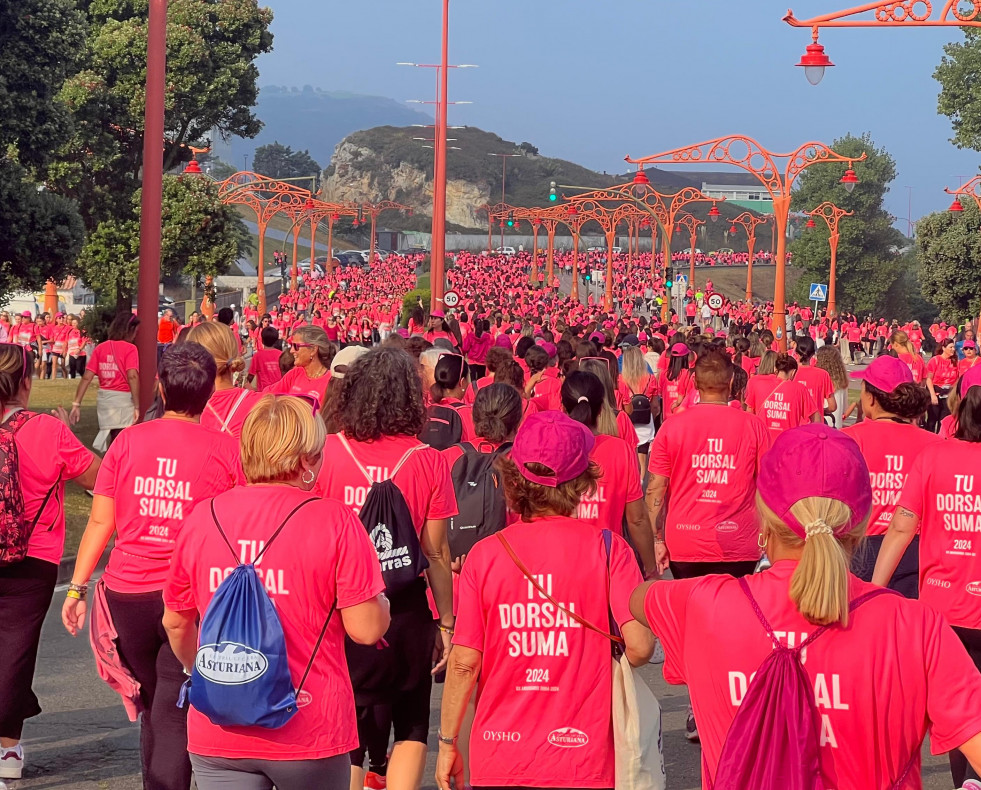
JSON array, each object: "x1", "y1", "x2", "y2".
[{"x1": 27, "y1": 378, "x2": 100, "y2": 556}]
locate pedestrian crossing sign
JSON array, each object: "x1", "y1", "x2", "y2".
[{"x1": 809, "y1": 283, "x2": 828, "y2": 302}]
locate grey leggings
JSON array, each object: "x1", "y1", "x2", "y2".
[{"x1": 190, "y1": 753, "x2": 350, "y2": 790}]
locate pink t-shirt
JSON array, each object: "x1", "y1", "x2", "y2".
[
  {"x1": 898, "y1": 439, "x2": 981, "y2": 629},
  {"x1": 12, "y1": 412, "x2": 95, "y2": 564},
  {"x1": 576, "y1": 434, "x2": 642, "y2": 535},
  {"x1": 939, "y1": 414, "x2": 957, "y2": 440},
  {"x1": 96, "y1": 420, "x2": 244, "y2": 593},
  {"x1": 926, "y1": 355, "x2": 958, "y2": 388},
  {"x1": 265, "y1": 366, "x2": 331, "y2": 405},
  {"x1": 249, "y1": 348, "x2": 284, "y2": 390},
  {"x1": 614, "y1": 410, "x2": 639, "y2": 447},
  {"x1": 200, "y1": 388, "x2": 264, "y2": 439},
  {"x1": 660, "y1": 369, "x2": 693, "y2": 417},
  {"x1": 747, "y1": 378, "x2": 815, "y2": 439},
  {"x1": 648, "y1": 403, "x2": 770, "y2": 562},
  {"x1": 794, "y1": 366, "x2": 834, "y2": 413},
  {"x1": 644, "y1": 562, "x2": 981, "y2": 790},
  {"x1": 163, "y1": 485, "x2": 384, "y2": 759},
  {"x1": 315, "y1": 433, "x2": 457, "y2": 533},
  {"x1": 453, "y1": 517, "x2": 642, "y2": 788},
  {"x1": 89, "y1": 341, "x2": 139, "y2": 393},
  {"x1": 842, "y1": 420, "x2": 941, "y2": 536}
]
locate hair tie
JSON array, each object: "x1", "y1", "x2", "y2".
[
  {"x1": 803, "y1": 519, "x2": 834, "y2": 540},
  {"x1": 577, "y1": 396, "x2": 589, "y2": 404}
]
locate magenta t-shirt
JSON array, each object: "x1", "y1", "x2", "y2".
[
  {"x1": 89, "y1": 341, "x2": 139, "y2": 392},
  {"x1": 577, "y1": 434, "x2": 642, "y2": 535},
  {"x1": 453, "y1": 517, "x2": 642, "y2": 787},
  {"x1": 249, "y1": 348, "x2": 284, "y2": 390}
]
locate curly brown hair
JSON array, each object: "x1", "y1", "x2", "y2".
[
  {"x1": 336, "y1": 346, "x2": 426, "y2": 440},
  {"x1": 497, "y1": 455, "x2": 600, "y2": 521}
]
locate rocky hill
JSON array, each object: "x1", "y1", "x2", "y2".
[{"x1": 321, "y1": 126, "x2": 764, "y2": 234}]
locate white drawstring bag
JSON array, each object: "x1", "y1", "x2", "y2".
[{"x1": 612, "y1": 652, "x2": 666, "y2": 790}]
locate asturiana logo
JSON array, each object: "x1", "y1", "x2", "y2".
[
  {"x1": 547, "y1": 728, "x2": 589, "y2": 748},
  {"x1": 967, "y1": 581, "x2": 981, "y2": 597},
  {"x1": 715, "y1": 521, "x2": 738, "y2": 534},
  {"x1": 195, "y1": 642, "x2": 269, "y2": 685}
]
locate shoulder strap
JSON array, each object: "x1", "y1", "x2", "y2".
[
  {"x1": 207, "y1": 390, "x2": 249, "y2": 434},
  {"x1": 497, "y1": 531, "x2": 623, "y2": 645},
  {"x1": 337, "y1": 433, "x2": 424, "y2": 484},
  {"x1": 209, "y1": 497, "x2": 317, "y2": 566}
]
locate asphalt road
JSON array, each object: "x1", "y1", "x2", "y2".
[{"x1": 12, "y1": 587, "x2": 956, "y2": 790}]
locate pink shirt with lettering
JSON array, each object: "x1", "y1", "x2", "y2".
[
  {"x1": 842, "y1": 420, "x2": 941, "y2": 536},
  {"x1": 95, "y1": 420, "x2": 244, "y2": 593},
  {"x1": 576, "y1": 434, "x2": 642, "y2": 536},
  {"x1": 88, "y1": 341, "x2": 139, "y2": 393},
  {"x1": 644, "y1": 562, "x2": 981, "y2": 790},
  {"x1": 315, "y1": 433, "x2": 457, "y2": 533},
  {"x1": 13, "y1": 412, "x2": 94, "y2": 564},
  {"x1": 898, "y1": 439, "x2": 981, "y2": 629},
  {"x1": 249, "y1": 347, "x2": 284, "y2": 390},
  {"x1": 648, "y1": 403, "x2": 770, "y2": 562},
  {"x1": 747, "y1": 378, "x2": 815, "y2": 439},
  {"x1": 453, "y1": 517, "x2": 642, "y2": 788},
  {"x1": 163, "y1": 486, "x2": 384, "y2": 760},
  {"x1": 794, "y1": 366, "x2": 834, "y2": 413}
]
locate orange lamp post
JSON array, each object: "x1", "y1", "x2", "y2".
[
  {"x1": 945, "y1": 177, "x2": 981, "y2": 328},
  {"x1": 728, "y1": 211, "x2": 769, "y2": 302},
  {"x1": 540, "y1": 215, "x2": 560, "y2": 285},
  {"x1": 675, "y1": 213, "x2": 705, "y2": 292},
  {"x1": 563, "y1": 204, "x2": 590, "y2": 303},
  {"x1": 805, "y1": 202, "x2": 853, "y2": 317},
  {"x1": 784, "y1": 3, "x2": 981, "y2": 85},
  {"x1": 359, "y1": 200, "x2": 411, "y2": 267},
  {"x1": 626, "y1": 137, "x2": 864, "y2": 350}
]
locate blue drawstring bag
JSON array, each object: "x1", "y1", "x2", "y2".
[{"x1": 179, "y1": 498, "x2": 334, "y2": 729}]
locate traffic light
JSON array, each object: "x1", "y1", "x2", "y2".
[
  {"x1": 585, "y1": 273, "x2": 591, "y2": 282},
  {"x1": 549, "y1": 182, "x2": 557, "y2": 202},
  {"x1": 665, "y1": 270, "x2": 673, "y2": 290},
  {"x1": 507, "y1": 211, "x2": 514, "y2": 227}
]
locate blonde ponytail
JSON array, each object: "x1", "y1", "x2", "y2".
[{"x1": 758, "y1": 496, "x2": 866, "y2": 627}]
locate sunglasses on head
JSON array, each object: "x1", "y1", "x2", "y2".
[
  {"x1": 579, "y1": 356, "x2": 612, "y2": 373},
  {"x1": 292, "y1": 393, "x2": 321, "y2": 418},
  {"x1": 1, "y1": 342, "x2": 31, "y2": 376}
]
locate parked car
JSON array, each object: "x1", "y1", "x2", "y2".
[
  {"x1": 680, "y1": 248, "x2": 703, "y2": 255},
  {"x1": 495, "y1": 246, "x2": 517, "y2": 256}
]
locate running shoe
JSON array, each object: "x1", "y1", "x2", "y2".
[
  {"x1": 0, "y1": 745, "x2": 23, "y2": 779},
  {"x1": 648, "y1": 640, "x2": 665, "y2": 665},
  {"x1": 364, "y1": 771, "x2": 387, "y2": 790},
  {"x1": 685, "y1": 705, "x2": 699, "y2": 743}
]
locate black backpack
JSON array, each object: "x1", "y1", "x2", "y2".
[
  {"x1": 626, "y1": 381, "x2": 653, "y2": 425},
  {"x1": 420, "y1": 402, "x2": 465, "y2": 451},
  {"x1": 448, "y1": 442, "x2": 511, "y2": 560},
  {"x1": 338, "y1": 435, "x2": 429, "y2": 593}
]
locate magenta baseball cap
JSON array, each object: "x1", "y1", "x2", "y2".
[
  {"x1": 494, "y1": 334, "x2": 513, "y2": 349},
  {"x1": 510, "y1": 411, "x2": 594, "y2": 487},
  {"x1": 588, "y1": 331, "x2": 605, "y2": 344},
  {"x1": 758, "y1": 424, "x2": 872, "y2": 539},
  {"x1": 638, "y1": 331, "x2": 648, "y2": 342},
  {"x1": 430, "y1": 309, "x2": 446, "y2": 318},
  {"x1": 20, "y1": 311, "x2": 30, "y2": 318},
  {"x1": 850, "y1": 355, "x2": 913, "y2": 392},
  {"x1": 965, "y1": 340, "x2": 978, "y2": 350},
  {"x1": 670, "y1": 342, "x2": 689, "y2": 357}
]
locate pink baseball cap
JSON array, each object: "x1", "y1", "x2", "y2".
[
  {"x1": 965, "y1": 340, "x2": 978, "y2": 350},
  {"x1": 510, "y1": 412, "x2": 594, "y2": 488},
  {"x1": 430, "y1": 309, "x2": 446, "y2": 318},
  {"x1": 670, "y1": 342, "x2": 689, "y2": 357},
  {"x1": 494, "y1": 334, "x2": 513, "y2": 349},
  {"x1": 20, "y1": 311, "x2": 31, "y2": 318},
  {"x1": 540, "y1": 341, "x2": 557, "y2": 358},
  {"x1": 850, "y1": 355, "x2": 913, "y2": 392},
  {"x1": 757, "y1": 424, "x2": 872, "y2": 539},
  {"x1": 638, "y1": 331, "x2": 648, "y2": 342}
]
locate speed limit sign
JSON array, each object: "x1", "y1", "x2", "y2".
[
  {"x1": 706, "y1": 292, "x2": 724, "y2": 312},
  {"x1": 443, "y1": 290, "x2": 460, "y2": 309}
]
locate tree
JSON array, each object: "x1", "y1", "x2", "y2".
[
  {"x1": 48, "y1": 0, "x2": 272, "y2": 303},
  {"x1": 75, "y1": 174, "x2": 249, "y2": 308},
  {"x1": 0, "y1": 0, "x2": 87, "y2": 301},
  {"x1": 936, "y1": 28, "x2": 981, "y2": 151},
  {"x1": 788, "y1": 133, "x2": 906, "y2": 315},
  {"x1": 916, "y1": 201, "x2": 981, "y2": 322},
  {"x1": 252, "y1": 141, "x2": 321, "y2": 179}
]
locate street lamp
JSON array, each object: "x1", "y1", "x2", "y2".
[
  {"x1": 805, "y1": 201, "x2": 853, "y2": 317},
  {"x1": 626, "y1": 135, "x2": 864, "y2": 349},
  {"x1": 489, "y1": 152, "x2": 523, "y2": 248},
  {"x1": 729, "y1": 211, "x2": 769, "y2": 302}
]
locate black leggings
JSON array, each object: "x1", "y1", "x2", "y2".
[
  {"x1": 69, "y1": 356, "x2": 87, "y2": 378},
  {"x1": 0, "y1": 558, "x2": 57, "y2": 739},
  {"x1": 925, "y1": 395, "x2": 950, "y2": 434},
  {"x1": 105, "y1": 587, "x2": 191, "y2": 790},
  {"x1": 951, "y1": 627, "x2": 981, "y2": 786}
]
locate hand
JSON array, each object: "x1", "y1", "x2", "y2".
[
  {"x1": 931, "y1": 395, "x2": 939, "y2": 406},
  {"x1": 132, "y1": 407, "x2": 140, "y2": 424},
  {"x1": 450, "y1": 554, "x2": 466, "y2": 574},
  {"x1": 68, "y1": 404, "x2": 81, "y2": 426},
  {"x1": 50, "y1": 406, "x2": 71, "y2": 427},
  {"x1": 432, "y1": 627, "x2": 452, "y2": 676},
  {"x1": 655, "y1": 541, "x2": 670, "y2": 575},
  {"x1": 435, "y1": 743, "x2": 464, "y2": 790},
  {"x1": 62, "y1": 596, "x2": 88, "y2": 637}
]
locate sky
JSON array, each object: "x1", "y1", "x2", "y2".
[{"x1": 255, "y1": 1, "x2": 981, "y2": 231}]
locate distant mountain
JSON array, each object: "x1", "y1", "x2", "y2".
[{"x1": 211, "y1": 85, "x2": 432, "y2": 170}]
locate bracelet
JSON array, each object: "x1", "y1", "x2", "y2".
[
  {"x1": 437, "y1": 730, "x2": 458, "y2": 745},
  {"x1": 66, "y1": 589, "x2": 85, "y2": 600},
  {"x1": 68, "y1": 582, "x2": 88, "y2": 594},
  {"x1": 71, "y1": 402, "x2": 80, "y2": 407},
  {"x1": 437, "y1": 623, "x2": 455, "y2": 635},
  {"x1": 654, "y1": 538, "x2": 666, "y2": 545}
]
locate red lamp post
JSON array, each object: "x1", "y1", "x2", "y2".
[
  {"x1": 944, "y1": 177, "x2": 981, "y2": 327},
  {"x1": 626, "y1": 136, "x2": 864, "y2": 350},
  {"x1": 805, "y1": 202, "x2": 853, "y2": 317},
  {"x1": 729, "y1": 212, "x2": 769, "y2": 302}
]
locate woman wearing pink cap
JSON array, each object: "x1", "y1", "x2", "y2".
[
  {"x1": 436, "y1": 411, "x2": 655, "y2": 790},
  {"x1": 844, "y1": 356, "x2": 937, "y2": 597},
  {"x1": 660, "y1": 342, "x2": 694, "y2": 418},
  {"x1": 636, "y1": 423, "x2": 981, "y2": 789},
  {"x1": 874, "y1": 363, "x2": 981, "y2": 785}
]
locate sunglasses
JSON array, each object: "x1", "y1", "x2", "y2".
[
  {"x1": 290, "y1": 342, "x2": 313, "y2": 352},
  {"x1": 579, "y1": 356, "x2": 612, "y2": 373},
  {"x1": 1, "y1": 342, "x2": 31, "y2": 375},
  {"x1": 292, "y1": 393, "x2": 321, "y2": 418}
]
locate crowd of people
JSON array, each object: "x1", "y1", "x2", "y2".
[{"x1": 3, "y1": 248, "x2": 981, "y2": 790}]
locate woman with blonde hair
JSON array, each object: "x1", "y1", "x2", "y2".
[
  {"x1": 578, "y1": 356, "x2": 638, "y2": 446},
  {"x1": 267, "y1": 325, "x2": 336, "y2": 405},
  {"x1": 890, "y1": 329, "x2": 926, "y2": 383},
  {"x1": 617, "y1": 344, "x2": 660, "y2": 462},
  {"x1": 632, "y1": 424, "x2": 981, "y2": 788},
  {"x1": 186, "y1": 322, "x2": 263, "y2": 439},
  {"x1": 162, "y1": 394, "x2": 390, "y2": 790}
]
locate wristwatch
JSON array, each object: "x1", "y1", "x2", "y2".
[{"x1": 437, "y1": 730, "x2": 458, "y2": 745}]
